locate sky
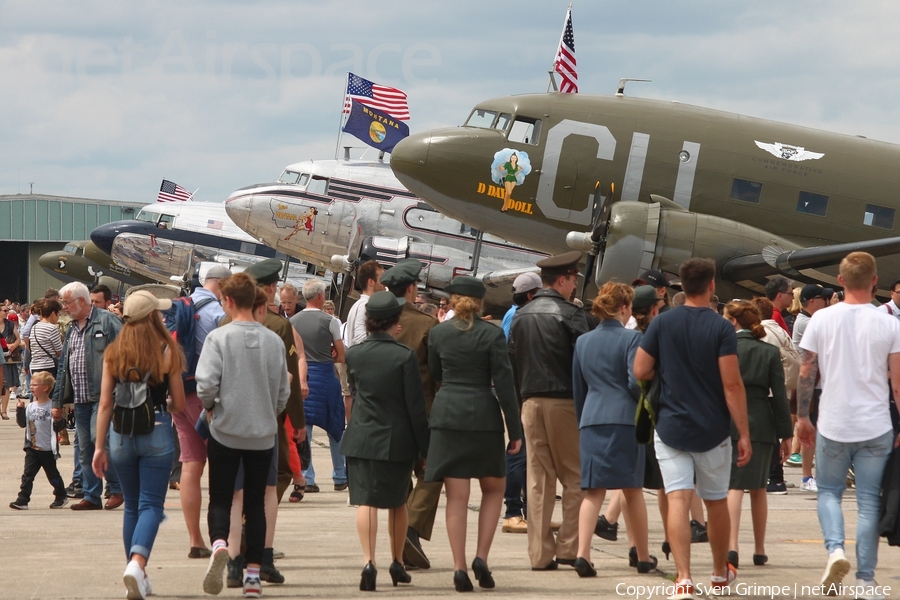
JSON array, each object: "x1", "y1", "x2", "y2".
[{"x1": 4, "y1": 1, "x2": 900, "y2": 205}]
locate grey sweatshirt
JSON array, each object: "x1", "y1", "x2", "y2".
[{"x1": 196, "y1": 320, "x2": 290, "y2": 450}]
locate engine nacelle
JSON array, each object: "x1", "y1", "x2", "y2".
[
  {"x1": 596, "y1": 202, "x2": 794, "y2": 297},
  {"x1": 357, "y1": 236, "x2": 454, "y2": 290}
]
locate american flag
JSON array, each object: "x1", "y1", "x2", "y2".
[
  {"x1": 157, "y1": 179, "x2": 193, "y2": 203},
  {"x1": 342, "y1": 73, "x2": 410, "y2": 121},
  {"x1": 207, "y1": 219, "x2": 224, "y2": 230},
  {"x1": 553, "y1": 5, "x2": 578, "y2": 94}
]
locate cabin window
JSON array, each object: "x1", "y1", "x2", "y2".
[
  {"x1": 465, "y1": 109, "x2": 498, "y2": 129},
  {"x1": 796, "y1": 191, "x2": 828, "y2": 217},
  {"x1": 508, "y1": 117, "x2": 542, "y2": 145},
  {"x1": 307, "y1": 176, "x2": 328, "y2": 195},
  {"x1": 864, "y1": 204, "x2": 895, "y2": 229},
  {"x1": 730, "y1": 179, "x2": 762, "y2": 204},
  {"x1": 494, "y1": 113, "x2": 512, "y2": 131},
  {"x1": 279, "y1": 170, "x2": 301, "y2": 184}
]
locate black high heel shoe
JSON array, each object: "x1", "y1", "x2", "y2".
[
  {"x1": 471, "y1": 558, "x2": 495, "y2": 589},
  {"x1": 628, "y1": 546, "x2": 637, "y2": 567},
  {"x1": 636, "y1": 556, "x2": 659, "y2": 573},
  {"x1": 360, "y1": 561, "x2": 377, "y2": 592},
  {"x1": 453, "y1": 570, "x2": 474, "y2": 592},
  {"x1": 389, "y1": 560, "x2": 411, "y2": 586},
  {"x1": 661, "y1": 541, "x2": 671, "y2": 560},
  {"x1": 753, "y1": 553, "x2": 768, "y2": 566}
]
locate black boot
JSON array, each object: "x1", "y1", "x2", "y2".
[
  {"x1": 260, "y1": 548, "x2": 284, "y2": 584},
  {"x1": 226, "y1": 555, "x2": 244, "y2": 589}
]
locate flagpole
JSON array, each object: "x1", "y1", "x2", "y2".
[
  {"x1": 191, "y1": 187, "x2": 199, "y2": 201},
  {"x1": 334, "y1": 72, "x2": 350, "y2": 160}
]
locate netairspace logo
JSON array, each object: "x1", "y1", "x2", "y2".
[{"x1": 615, "y1": 581, "x2": 892, "y2": 599}]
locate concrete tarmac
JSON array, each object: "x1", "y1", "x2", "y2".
[{"x1": 0, "y1": 419, "x2": 897, "y2": 599}]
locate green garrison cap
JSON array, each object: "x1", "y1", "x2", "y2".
[
  {"x1": 631, "y1": 285, "x2": 659, "y2": 309},
  {"x1": 245, "y1": 258, "x2": 283, "y2": 285},
  {"x1": 365, "y1": 291, "x2": 406, "y2": 319},
  {"x1": 536, "y1": 250, "x2": 582, "y2": 275},
  {"x1": 445, "y1": 275, "x2": 486, "y2": 299},
  {"x1": 379, "y1": 259, "x2": 423, "y2": 289}
]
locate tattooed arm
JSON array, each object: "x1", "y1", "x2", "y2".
[{"x1": 796, "y1": 348, "x2": 818, "y2": 448}]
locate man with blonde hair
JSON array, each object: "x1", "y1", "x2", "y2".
[{"x1": 798, "y1": 251, "x2": 900, "y2": 596}]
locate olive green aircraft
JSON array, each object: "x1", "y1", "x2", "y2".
[
  {"x1": 39, "y1": 240, "x2": 155, "y2": 291},
  {"x1": 390, "y1": 91, "x2": 900, "y2": 299}
]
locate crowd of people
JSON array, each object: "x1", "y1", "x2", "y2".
[{"x1": 2, "y1": 249, "x2": 900, "y2": 600}]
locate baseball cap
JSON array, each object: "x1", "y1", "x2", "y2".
[
  {"x1": 512, "y1": 272, "x2": 542, "y2": 294},
  {"x1": 204, "y1": 265, "x2": 232, "y2": 281},
  {"x1": 634, "y1": 269, "x2": 669, "y2": 289},
  {"x1": 123, "y1": 290, "x2": 173, "y2": 321},
  {"x1": 800, "y1": 284, "x2": 834, "y2": 303}
]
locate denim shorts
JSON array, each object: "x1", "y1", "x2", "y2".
[{"x1": 654, "y1": 431, "x2": 732, "y2": 500}]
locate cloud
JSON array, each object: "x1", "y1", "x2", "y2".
[{"x1": 3, "y1": 0, "x2": 900, "y2": 204}]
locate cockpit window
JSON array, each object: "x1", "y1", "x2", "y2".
[
  {"x1": 307, "y1": 176, "x2": 328, "y2": 196},
  {"x1": 508, "y1": 117, "x2": 542, "y2": 145},
  {"x1": 158, "y1": 214, "x2": 175, "y2": 230},
  {"x1": 64, "y1": 243, "x2": 78, "y2": 253},
  {"x1": 298, "y1": 173, "x2": 310, "y2": 188},
  {"x1": 495, "y1": 113, "x2": 512, "y2": 131},
  {"x1": 465, "y1": 109, "x2": 498, "y2": 129},
  {"x1": 135, "y1": 210, "x2": 158, "y2": 224},
  {"x1": 279, "y1": 170, "x2": 302, "y2": 184}
]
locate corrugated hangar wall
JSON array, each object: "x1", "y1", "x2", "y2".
[{"x1": 0, "y1": 194, "x2": 145, "y2": 303}]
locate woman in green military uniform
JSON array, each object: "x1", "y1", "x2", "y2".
[
  {"x1": 341, "y1": 291, "x2": 430, "y2": 592},
  {"x1": 425, "y1": 276, "x2": 523, "y2": 591},
  {"x1": 497, "y1": 152, "x2": 522, "y2": 212}
]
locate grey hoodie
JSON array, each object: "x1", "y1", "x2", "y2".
[{"x1": 196, "y1": 321, "x2": 290, "y2": 450}]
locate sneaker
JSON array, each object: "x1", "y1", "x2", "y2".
[
  {"x1": 9, "y1": 500, "x2": 28, "y2": 510},
  {"x1": 144, "y1": 572, "x2": 153, "y2": 596},
  {"x1": 333, "y1": 481, "x2": 349, "y2": 491},
  {"x1": 668, "y1": 578, "x2": 694, "y2": 600},
  {"x1": 50, "y1": 496, "x2": 69, "y2": 509},
  {"x1": 802, "y1": 476, "x2": 818, "y2": 492},
  {"x1": 821, "y1": 548, "x2": 851, "y2": 591},
  {"x1": 502, "y1": 516, "x2": 528, "y2": 533},
  {"x1": 710, "y1": 563, "x2": 737, "y2": 593},
  {"x1": 854, "y1": 578, "x2": 887, "y2": 600},
  {"x1": 243, "y1": 576, "x2": 262, "y2": 598},
  {"x1": 786, "y1": 453, "x2": 802, "y2": 466},
  {"x1": 203, "y1": 546, "x2": 231, "y2": 595},
  {"x1": 766, "y1": 481, "x2": 787, "y2": 495},
  {"x1": 594, "y1": 514, "x2": 618, "y2": 541},
  {"x1": 690, "y1": 520, "x2": 708, "y2": 543},
  {"x1": 66, "y1": 482, "x2": 84, "y2": 499},
  {"x1": 123, "y1": 560, "x2": 147, "y2": 600}
]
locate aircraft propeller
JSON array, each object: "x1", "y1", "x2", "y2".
[{"x1": 582, "y1": 181, "x2": 617, "y2": 293}]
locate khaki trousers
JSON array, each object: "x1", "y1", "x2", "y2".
[
  {"x1": 522, "y1": 397, "x2": 584, "y2": 568},
  {"x1": 407, "y1": 460, "x2": 443, "y2": 540}
]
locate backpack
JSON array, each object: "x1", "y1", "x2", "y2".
[
  {"x1": 112, "y1": 368, "x2": 155, "y2": 436},
  {"x1": 162, "y1": 296, "x2": 216, "y2": 394}
]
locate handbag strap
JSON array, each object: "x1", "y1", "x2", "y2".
[{"x1": 33, "y1": 328, "x2": 57, "y2": 362}]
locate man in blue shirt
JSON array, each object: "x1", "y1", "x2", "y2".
[{"x1": 634, "y1": 258, "x2": 751, "y2": 597}]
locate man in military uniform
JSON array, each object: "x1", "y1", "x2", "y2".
[
  {"x1": 508, "y1": 251, "x2": 591, "y2": 571},
  {"x1": 228, "y1": 259, "x2": 309, "y2": 585},
  {"x1": 381, "y1": 259, "x2": 440, "y2": 570}
]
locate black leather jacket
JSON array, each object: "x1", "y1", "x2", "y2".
[{"x1": 508, "y1": 288, "x2": 592, "y2": 400}]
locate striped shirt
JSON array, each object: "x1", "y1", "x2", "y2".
[
  {"x1": 29, "y1": 321, "x2": 62, "y2": 371},
  {"x1": 68, "y1": 318, "x2": 90, "y2": 404}
]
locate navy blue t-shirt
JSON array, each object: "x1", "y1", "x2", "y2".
[{"x1": 639, "y1": 305, "x2": 737, "y2": 452}]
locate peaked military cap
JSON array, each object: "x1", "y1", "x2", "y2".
[
  {"x1": 632, "y1": 285, "x2": 659, "y2": 309},
  {"x1": 380, "y1": 259, "x2": 422, "y2": 289},
  {"x1": 536, "y1": 250, "x2": 582, "y2": 275},
  {"x1": 365, "y1": 290, "x2": 406, "y2": 319},
  {"x1": 445, "y1": 275, "x2": 486, "y2": 299},
  {"x1": 245, "y1": 258, "x2": 283, "y2": 285}
]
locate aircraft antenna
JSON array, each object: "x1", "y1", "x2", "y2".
[{"x1": 615, "y1": 78, "x2": 652, "y2": 96}]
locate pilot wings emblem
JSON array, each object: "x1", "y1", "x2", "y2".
[{"x1": 755, "y1": 141, "x2": 824, "y2": 162}]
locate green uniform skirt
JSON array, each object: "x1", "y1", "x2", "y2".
[
  {"x1": 729, "y1": 441, "x2": 774, "y2": 491},
  {"x1": 425, "y1": 429, "x2": 507, "y2": 480},
  {"x1": 347, "y1": 457, "x2": 414, "y2": 509}
]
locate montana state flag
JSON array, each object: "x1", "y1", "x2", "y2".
[{"x1": 342, "y1": 100, "x2": 410, "y2": 153}]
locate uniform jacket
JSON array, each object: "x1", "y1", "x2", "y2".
[
  {"x1": 508, "y1": 288, "x2": 591, "y2": 400},
  {"x1": 340, "y1": 332, "x2": 430, "y2": 461},
  {"x1": 395, "y1": 303, "x2": 438, "y2": 413},
  {"x1": 879, "y1": 445, "x2": 900, "y2": 546},
  {"x1": 428, "y1": 317, "x2": 522, "y2": 440},
  {"x1": 733, "y1": 330, "x2": 793, "y2": 443},
  {"x1": 52, "y1": 308, "x2": 122, "y2": 409},
  {"x1": 572, "y1": 319, "x2": 642, "y2": 428}
]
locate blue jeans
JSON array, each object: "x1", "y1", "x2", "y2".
[
  {"x1": 504, "y1": 434, "x2": 527, "y2": 518},
  {"x1": 109, "y1": 411, "x2": 175, "y2": 561},
  {"x1": 303, "y1": 424, "x2": 346, "y2": 486},
  {"x1": 816, "y1": 430, "x2": 894, "y2": 581}
]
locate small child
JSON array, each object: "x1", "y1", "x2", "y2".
[{"x1": 9, "y1": 371, "x2": 68, "y2": 510}]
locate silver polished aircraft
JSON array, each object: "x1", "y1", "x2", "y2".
[
  {"x1": 224, "y1": 155, "x2": 548, "y2": 313},
  {"x1": 90, "y1": 201, "x2": 323, "y2": 289}
]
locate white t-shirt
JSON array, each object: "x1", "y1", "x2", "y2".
[
  {"x1": 799, "y1": 302, "x2": 900, "y2": 443},
  {"x1": 343, "y1": 294, "x2": 370, "y2": 348}
]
